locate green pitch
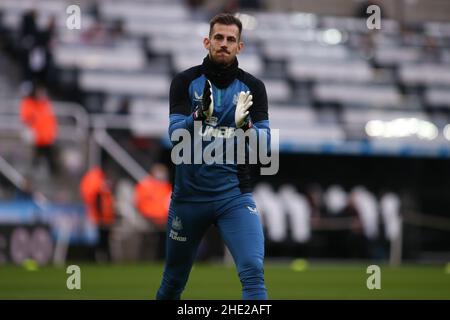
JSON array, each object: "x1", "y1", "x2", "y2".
[{"x1": 0, "y1": 262, "x2": 449, "y2": 299}]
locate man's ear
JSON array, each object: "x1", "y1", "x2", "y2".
[
  {"x1": 203, "y1": 37, "x2": 210, "y2": 50},
  {"x1": 237, "y1": 41, "x2": 244, "y2": 54}
]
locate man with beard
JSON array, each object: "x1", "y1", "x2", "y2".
[{"x1": 156, "y1": 13, "x2": 270, "y2": 300}]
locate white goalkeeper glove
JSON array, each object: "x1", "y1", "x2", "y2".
[{"x1": 235, "y1": 91, "x2": 253, "y2": 129}]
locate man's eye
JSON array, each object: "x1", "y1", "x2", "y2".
[{"x1": 228, "y1": 38, "x2": 236, "y2": 42}]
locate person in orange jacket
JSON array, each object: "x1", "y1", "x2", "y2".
[
  {"x1": 135, "y1": 163, "x2": 172, "y2": 260},
  {"x1": 19, "y1": 84, "x2": 59, "y2": 174},
  {"x1": 80, "y1": 167, "x2": 115, "y2": 262},
  {"x1": 135, "y1": 163, "x2": 172, "y2": 229}
]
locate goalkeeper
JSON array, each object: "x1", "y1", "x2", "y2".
[{"x1": 156, "y1": 13, "x2": 270, "y2": 300}]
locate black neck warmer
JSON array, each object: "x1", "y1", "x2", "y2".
[{"x1": 201, "y1": 55, "x2": 239, "y2": 89}]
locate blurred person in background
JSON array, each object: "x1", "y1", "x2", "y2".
[
  {"x1": 19, "y1": 9, "x2": 38, "y2": 76},
  {"x1": 36, "y1": 15, "x2": 57, "y2": 87},
  {"x1": 19, "y1": 11, "x2": 55, "y2": 86},
  {"x1": 135, "y1": 163, "x2": 172, "y2": 228},
  {"x1": 80, "y1": 167, "x2": 116, "y2": 262},
  {"x1": 19, "y1": 83, "x2": 59, "y2": 176},
  {"x1": 135, "y1": 163, "x2": 172, "y2": 260}
]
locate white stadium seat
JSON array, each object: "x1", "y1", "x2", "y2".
[
  {"x1": 400, "y1": 64, "x2": 450, "y2": 86},
  {"x1": 425, "y1": 88, "x2": 450, "y2": 108},
  {"x1": 313, "y1": 83, "x2": 402, "y2": 107},
  {"x1": 288, "y1": 60, "x2": 373, "y2": 82},
  {"x1": 80, "y1": 71, "x2": 171, "y2": 97},
  {"x1": 54, "y1": 43, "x2": 146, "y2": 71}
]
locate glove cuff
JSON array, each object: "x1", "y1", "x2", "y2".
[
  {"x1": 240, "y1": 119, "x2": 253, "y2": 131},
  {"x1": 193, "y1": 106, "x2": 205, "y2": 121}
]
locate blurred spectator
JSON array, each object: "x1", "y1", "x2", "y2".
[
  {"x1": 37, "y1": 15, "x2": 57, "y2": 86},
  {"x1": 19, "y1": 84, "x2": 59, "y2": 176},
  {"x1": 19, "y1": 10, "x2": 38, "y2": 79},
  {"x1": 134, "y1": 163, "x2": 172, "y2": 260},
  {"x1": 80, "y1": 167, "x2": 116, "y2": 262},
  {"x1": 19, "y1": 11, "x2": 55, "y2": 85},
  {"x1": 135, "y1": 164, "x2": 172, "y2": 228},
  {"x1": 20, "y1": 10, "x2": 38, "y2": 50}
]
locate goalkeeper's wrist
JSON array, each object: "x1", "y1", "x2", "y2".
[
  {"x1": 238, "y1": 119, "x2": 253, "y2": 131},
  {"x1": 192, "y1": 106, "x2": 206, "y2": 121}
]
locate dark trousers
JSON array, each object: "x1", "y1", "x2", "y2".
[{"x1": 33, "y1": 145, "x2": 58, "y2": 174}]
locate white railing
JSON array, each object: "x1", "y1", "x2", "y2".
[
  {"x1": 0, "y1": 155, "x2": 25, "y2": 189},
  {"x1": 0, "y1": 100, "x2": 89, "y2": 189},
  {"x1": 0, "y1": 99, "x2": 147, "y2": 188},
  {"x1": 0, "y1": 100, "x2": 89, "y2": 142}
]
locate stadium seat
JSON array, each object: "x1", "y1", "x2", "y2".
[
  {"x1": 130, "y1": 99, "x2": 169, "y2": 137},
  {"x1": 374, "y1": 46, "x2": 422, "y2": 66},
  {"x1": 260, "y1": 78, "x2": 292, "y2": 103},
  {"x1": 79, "y1": 71, "x2": 171, "y2": 97},
  {"x1": 253, "y1": 183, "x2": 287, "y2": 242},
  {"x1": 54, "y1": 43, "x2": 146, "y2": 71},
  {"x1": 350, "y1": 186, "x2": 379, "y2": 240},
  {"x1": 425, "y1": 88, "x2": 450, "y2": 108},
  {"x1": 380, "y1": 193, "x2": 401, "y2": 241},
  {"x1": 288, "y1": 59, "x2": 373, "y2": 82},
  {"x1": 313, "y1": 83, "x2": 402, "y2": 107},
  {"x1": 399, "y1": 63, "x2": 450, "y2": 86},
  {"x1": 279, "y1": 185, "x2": 311, "y2": 243}
]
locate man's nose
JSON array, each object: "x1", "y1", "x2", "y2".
[
  {"x1": 220, "y1": 43, "x2": 229, "y2": 52},
  {"x1": 220, "y1": 39, "x2": 228, "y2": 47}
]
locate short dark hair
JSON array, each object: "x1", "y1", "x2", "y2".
[{"x1": 209, "y1": 13, "x2": 242, "y2": 39}]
